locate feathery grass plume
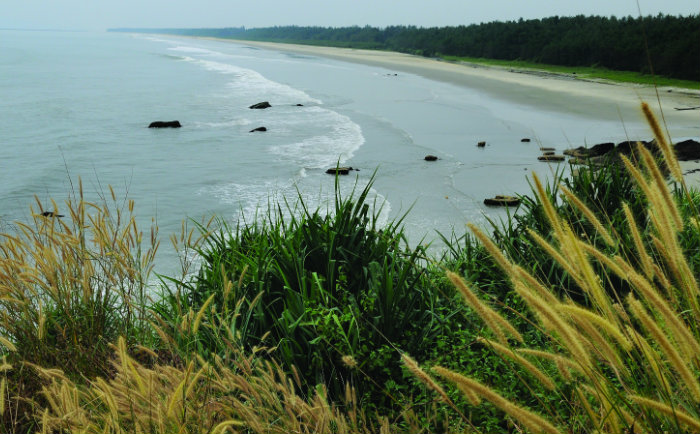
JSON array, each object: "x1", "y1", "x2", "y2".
[
  {"x1": 432, "y1": 365, "x2": 561, "y2": 434},
  {"x1": 477, "y1": 337, "x2": 556, "y2": 390},
  {"x1": 616, "y1": 260, "x2": 700, "y2": 363},
  {"x1": 627, "y1": 295, "x2": 700, "y2": 403},
  {"x1": 556, "y1": 304, "x2": 630, "y2": 350},
  {"x1": 401, "y1": 353, "x2": 457, "y2": 405},
  {"x1": 515, "y1": 349, "x2": 580, "y2": 380},
  {"x1": 640, "y1": 102, "x2": 684, "y2": 184},
  {"x1": 630, "y1": 395, "x2": 700, "y2": 432},
  {"x1": 526, "y1": 228, "x2": 583, "y2": 285},
  {"x1": 637, "y1": 145, "x2": 683, "y2": 229},
  {"x1": 560, "y1": 186, "x2": 615, "y2": 246},
  {"x1": 511, "y1": 265, "x2": 560, "y2": 306},
  {"x1": 513, "y1": 281, "x2": 592, "y2": 372},
  {"x1": 467, "y1": 223, "x2": 513, "y2": 272},
  {"x1": 532, "y1": 172, "x2": 564, "y2": 239},
  {"x1": 447, "y1": 270, "x2": 523, "y2": 344},
  {"x1": 622, "y1": 203, "x2": 656, "y2": 279}
]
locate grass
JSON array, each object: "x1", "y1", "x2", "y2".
[
  {"x1": 441, "y1": 55, "x2": 700, "y2": 89},
  {"x1": 0, "y1": 103, "x2": 698, "y2": 433}
]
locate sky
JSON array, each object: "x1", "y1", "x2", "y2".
[{"x1": 2, "y1": 0, "x2": 698, "y2": 31}]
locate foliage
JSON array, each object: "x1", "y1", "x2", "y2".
[
  {"x1": 411, "y1": 104, "x2": 700, "y2": 433},
  {"x1": 114, "y1": 14, "x2": 700, "y2": 82},
  {"x1": 0, "y1": 181, "x2": 158, "y2": 432},
  {"x1": 153, "y1": 177, "x2": 462, "y2": 418}
]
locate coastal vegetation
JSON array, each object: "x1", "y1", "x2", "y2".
[
  {"x1": 1, "y1": 104, "x2": 700, "y2": 433},
  {"x1": 111, "y1": 13, "x2": 700, "y2": 84}
]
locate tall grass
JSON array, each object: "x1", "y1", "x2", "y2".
[
  {"x1": 410, "y1": 103, "x2": 700, "y2": 433},
  {"x1": 152, "y1": 177, "x2": 463, "y2": 419}
]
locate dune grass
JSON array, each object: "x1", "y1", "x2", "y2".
[{"x1": 0, "y1": 102, "x2": 697, "y2": 433}]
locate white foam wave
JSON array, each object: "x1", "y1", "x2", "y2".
[
  {"x1": 270, "y1": 107, "x2": 365, "y2": 169},
  {"x1": 178, "y1": 56, "x2": 321, "y2": 105}
]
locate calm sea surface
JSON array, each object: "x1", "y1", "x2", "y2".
[{"x1": 0, "y1": 30, "x2": 659, "y2": 275}]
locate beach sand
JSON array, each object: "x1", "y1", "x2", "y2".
[
  {"x1": 214, "y1": 39, "x2": 700, "y2": 188},
  {"x1": 224, "y1": 39, "x2": 700, "y2": 138}
]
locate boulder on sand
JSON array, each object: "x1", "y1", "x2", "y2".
[
  {"x1": 249, "y1": 126, "x2": 267, "y2": 132},
  {"x1": 249, "y1": 101, "x2": 272, "y2": 109},
  {"x1": 148, "y1": 120, "x2": 181, "y2": 128}
]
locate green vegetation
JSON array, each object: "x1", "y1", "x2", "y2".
[
  {"x1": 112, "y1": 14, "x2": 700, "y2": 82},
  {"x1": 442, "y1": 55, "x2": 700, "y2": 89},
  {"x1": 1, "y1": 104, "x2": 700, "y2": 433}
]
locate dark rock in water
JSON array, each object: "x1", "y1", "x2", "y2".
[
  {"x1": 325, "y1": 167, "x2": 354, "y2": 175},
  {"x1": 538, "y1": 155, "x2": 566, "y2": 162},
  {"x1": 674, "y1": 139, "x2": 700, "y2": 161},
  {"x1": 249, "y1": 101, "x2": 271, "y2": 109},
  {"x1": 295, "y1": 104, "x2": 304, "y2": 106},
  {"x1": 564, "y1": 142, "x2": 614, "y2": 158},
  {"x1": 616, "y1": 140, "x2": 649, "y2": 155},
  {"x1": 540, "y1": 147, "x2": 556, "y2": 152},
  {"x1": 521, "y1": 138, "x2": 531, "y2": 142},
  {"x1": 249, "y1": 126, "x2": 267, "y2": 132},
  {"x1": 542, "y1": 151, "x2": 555, "y2": 156},
  {"x1": 424, "y1": 155, "x2": 438, "y2": 161},
  {"x1": 477, "y1": 141, "x2": 486, "y2": 147},
  {"x1": 589, "y1": 142, "x2": 615, "y2": 156},
  {"x1": 41, "y1": 211, "x2": 64, "y2": 218},
  {"x1": 484, "y1": 195, "x2": 520, "y2": 207},
  {"x1": 149, "y1": 120, "x2": 181, "y2": 128}
]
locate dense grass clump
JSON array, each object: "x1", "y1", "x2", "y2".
[{"x1": 152, "y1": 178, "x2": 468, "y2": 419}]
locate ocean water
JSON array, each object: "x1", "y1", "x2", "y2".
[{"x1": 0, "y1": 30, "x2": 664, "y2": 275}]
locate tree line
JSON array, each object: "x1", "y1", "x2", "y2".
[{"x1": 112, "y1": 14, "x2": 699, "y2": 81}]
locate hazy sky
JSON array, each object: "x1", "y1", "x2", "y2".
[{"x1": 3, "y1": 0, "x2": 698, "y2": 31}]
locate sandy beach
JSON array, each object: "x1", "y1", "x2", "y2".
[{"x1": 224, "y1": 39, "x2": 700, "y2": 138}]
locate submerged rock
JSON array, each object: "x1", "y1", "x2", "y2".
[
  {"x1": 521, "y1": 138, "x2": 531, "y2": 142},
  {"x1": 477, "y1": 141, "x2": 486, "y2": 147},
  {"x1": 249, "y1": 126, "x2": 267, "y2": 132},
  {"x1": 424, "y1": 155, "x2": 438, "y2": 161},
  {"x1": 148, "y1": 120, "x2": 181, "y2": 128}
]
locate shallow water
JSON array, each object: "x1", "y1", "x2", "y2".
[{"x1": 0, "y1": 30, "x2": 674, "y2": 275}]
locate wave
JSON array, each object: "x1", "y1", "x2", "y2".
[{"x1": 269, "y1": 107, "x2": 365, "y2": 169}]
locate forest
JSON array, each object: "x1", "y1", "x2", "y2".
[{"x1": 112, "y1": 14, "x2": 700, "y2": 81}]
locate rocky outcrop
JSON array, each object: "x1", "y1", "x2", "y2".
[
  {"x1": 148, "y1": 120, "x2": 181, "y2": 128},
  {"x1": 674, "y1": 139, "x2": 700, "y2": 161},
  {"x1": 563, "y1": 142, "x2": 614, "y2": 158},
  {"x1": 249, "y1": 101, "x2": 271, "y2": 109},
  {"x1": 484, "y1": 195, "x2": 520, "y2": 207},
  {"x1": 249, "y1": 126, "x2": 267, "y2": 132},
  {"x1": 424, "y1": 155, "x2": 438, "y2": 161}
]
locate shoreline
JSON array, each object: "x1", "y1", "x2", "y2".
[{"x1": 205, "y1": 38, "x2": 700, "y2": 138}]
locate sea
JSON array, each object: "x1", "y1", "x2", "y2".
[{"x1": 0, "y1": 30, "x2": 668, "y2": 276}]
